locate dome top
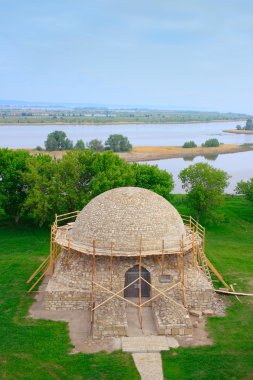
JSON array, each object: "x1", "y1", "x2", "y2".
[{"x1": 71, "y1": 187, "x2": 186, "y2": 256}]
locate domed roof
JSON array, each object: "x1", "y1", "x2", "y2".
[{"x1": 71, "y1": 187, "x2": 186, "y2": 256}]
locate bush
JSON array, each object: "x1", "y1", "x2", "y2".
[
  {"x1": 182, "y1": 141, "x2": 197, "y2": 148},
  {"x1": 202, "y1": 138, "x2": 220, "y2": 147},
  {"x1": 35, "y1": 146, "x2": 43, "y2": 151},
  {"x1": 236, "y1": 125, "x2": 242, "y2": 130}
]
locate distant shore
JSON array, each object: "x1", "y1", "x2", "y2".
[
  {"x1": 0, "y1": 119, "x2": 246, "y2": 126},
  {"x1": 223, "y1": 129, "x2": 253, "y2": 134},
  {"x1": 27, "y1": 143, "x2": 253, "y2": 162}
]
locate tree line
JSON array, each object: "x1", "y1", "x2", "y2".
[
  {"x1": 0, "y1": 148, "x2": 252, "y2": 227},
  {"x1": 0, "y1": 149, "x2": 173, "y2": 226},
  {"x1": 41, "y1": 130, "x2": 132, "y2": 152}
]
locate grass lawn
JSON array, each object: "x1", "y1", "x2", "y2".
[
  {"x1": 163, "y1": 196, "x2": 253, "y2": 380},
  {"x1": 0, "y1": 225, "x2": 139, "y2": 380},
  {"x1": 0, "y1": 196, "x2": 253, "y2": 379}
]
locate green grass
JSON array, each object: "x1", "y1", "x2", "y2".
[
  {"x1": 1, "y1": 197, "x2": 253, "y2": 379},
  {"x1": 0, "y1": 225, "x2": 139, "y2": 380},
  {"x1": 163, "y1": 196, "x2": 253, "y2": 380}
]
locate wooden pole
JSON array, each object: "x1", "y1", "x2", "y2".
[
  {"x1": 161, "y1": 239, "x2": 165, "y2": 275},
  {"x1": 110, "y1": 242, "x2": 113, "y2": 290},
  {"x1": 191, "y1": 229, "x2": 195, "y2": 268},
  {"x1": 180, "y1": 237, "x2": 187, "y2": 307},
  {"x1": 67, "y1": 239, "x2": 71, "y2": 270},
  {"x1": 138, "y1": 236, "x2": 142, "y2": 328},
  {"x1": 90, "y1": 240, "x2": 96, "y2": 331},
  {"x1": 215, "y1": 289, "x2": 253, "y2": 297},
  {"x1": 49, "y1": 225, "x2": 54, "y2": 275}
]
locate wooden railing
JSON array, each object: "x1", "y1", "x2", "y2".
[{"x1": 27, "y1": 211, "x2": 231, "y2": 292}]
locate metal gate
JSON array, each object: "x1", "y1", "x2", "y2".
[{"x1": 124, "y1": 265, "x2": 151, "y2": 298}]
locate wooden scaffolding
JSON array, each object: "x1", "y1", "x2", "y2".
[{"x1": 27, "y1": 211, "x2": 232, "y2": 329}]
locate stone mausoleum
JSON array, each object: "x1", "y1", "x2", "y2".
[{"x1": 42, "y1": 187, "x2": 214, "y2": 339}]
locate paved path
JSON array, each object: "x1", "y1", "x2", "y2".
[
  {"x1": 121, "y1": 336, "x2": 179, "y2": 380},
  {"x1": 133, "y1": 353, "x2": 163, "y2": 380}
]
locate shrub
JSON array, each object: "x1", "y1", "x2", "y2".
[
  {"x1": 202, "y1": 138, "x2": 220, "y2": 147},
  {"x1": 182, "y1": 141, "x2": 197, "y2": 148}
]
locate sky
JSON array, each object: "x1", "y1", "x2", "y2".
[{"x1": 0, "y1": 0, "x2": 253, "y2": 113}]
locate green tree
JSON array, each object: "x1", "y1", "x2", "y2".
[
  {"x1": 105, "y1": 134, "x2": 132, "y2": 152},
  {"x1": 87, "y1": 139, "x2": 104, "y2": 152},
  {"x1": 182, "y1": 141, "x2": 197, "y2": 148},
  {"x1": 202, "y1": 138, "x2": 220, "y2": 147},
  {"x1": 90, "y1": 151, "x2": 135, "y2": 196},
  {"x1": 179, "y1": 163, "x2": 230, "y2": 220},
  {"x1": 235, "y1": 178, "x2": 253, "y2": 203},
  {"x1": 245, "y1": 119, "x2": 253, "y2": 130},
  {"x1": 21, "y1": 154, "x2": 59, "y2": 226},
  {"x1": 133, "y1": 163, "x2": 174, "y2": 199},
  {"x1": 0, "y1": 149, "x2": 30, "y2": 222},
  {"x1": 44, "y1": 130, "x2": 73, "y2": 151},
  {"x1": 74, "y1": 139, "x2": 85, "y2": 150}
]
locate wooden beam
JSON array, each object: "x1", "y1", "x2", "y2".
[
  {"x1": 92, "y1": 278, "x2": 141, "y2": 310},
  {"x1": 27, "y1": 264, "x2": 50, "y2": 293},
  {"x1": 180, "y1": 238, "x2": 187, "y2": 307},
  {"x1": 161, "y1": 239, "x2": 165, "y2": 275},
  {"x1": 191, "y1": 228, "x2": 195, "y2": 269},
  {"x1": 110, "y1": 242, "x2": 113, "y2": 290},
  {"x1": 67, "y1": 239, "x2": 71, "y2": 270},
  {"x1": 141, "y1": 277, "x2": 186, "y2": 310},
  {"x1": 205, "y1": 257, "x2": 231, "y2": 290},
  {"x1": 138, "y1": 236, "x2": 142, "y2": 328},
  {"x1": 27, "y1": 256, "x2": 50, "y2": 284},
  {"x1": 90, "y1": 240, "x2": 96, "y2": 330},
  {"x1": 215, "y1": 289, "x2": 253, "y2": 296},
  {"x1": 230, "y1": 284, "x2": 242, "y2": 303}
]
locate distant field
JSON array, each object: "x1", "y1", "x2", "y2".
[
  {"x1": 0, "y1": 196, "x2": 253, "y2": 379},
  {"x1": 0, "y1": 108, "x2": 251, "y2": 125}
]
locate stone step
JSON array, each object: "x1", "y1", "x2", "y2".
[{"x1": 122, "y1": 336, "x2": 169, "y2": 353}]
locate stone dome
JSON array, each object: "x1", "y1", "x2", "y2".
[{"x1": 71, "y1": 187, "x2": 186, "y2": 255}]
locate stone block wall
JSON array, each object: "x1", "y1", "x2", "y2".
[{"x1": 44, "y1": 248, "x2": 214, "y2": 336}]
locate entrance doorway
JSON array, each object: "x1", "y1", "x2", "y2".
[{"x1": 124, "y1": 265, "x2": 151, "y2": 298}]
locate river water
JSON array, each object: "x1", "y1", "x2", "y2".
[{"x1": 0, "y1": 121, "x2": 252, "y2": 193}]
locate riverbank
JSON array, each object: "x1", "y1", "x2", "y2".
[
  {"x1": 0, "y1": 119, "x2": 246, "y2": 126},
  {"x1": 223, "y1": 129, "x2": 253, "y2": 134},
  {"x1": 118, "y1": 144, "x2": 253, "y2": 162}
]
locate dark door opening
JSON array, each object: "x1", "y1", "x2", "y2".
[{"x1": 124, "y1": 265, "x2": 151, "y2": 298}]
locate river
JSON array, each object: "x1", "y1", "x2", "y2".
[{"x1": 0, "y1": 121, "x2": 253, "y2": 193}]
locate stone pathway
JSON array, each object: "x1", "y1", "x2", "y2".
[
  {"x1": 133, "y1": 353, "x2": 163, "y2": 380},
  {"x1": 122, "y1": 336, "x2": 179, "y2": 380}
]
